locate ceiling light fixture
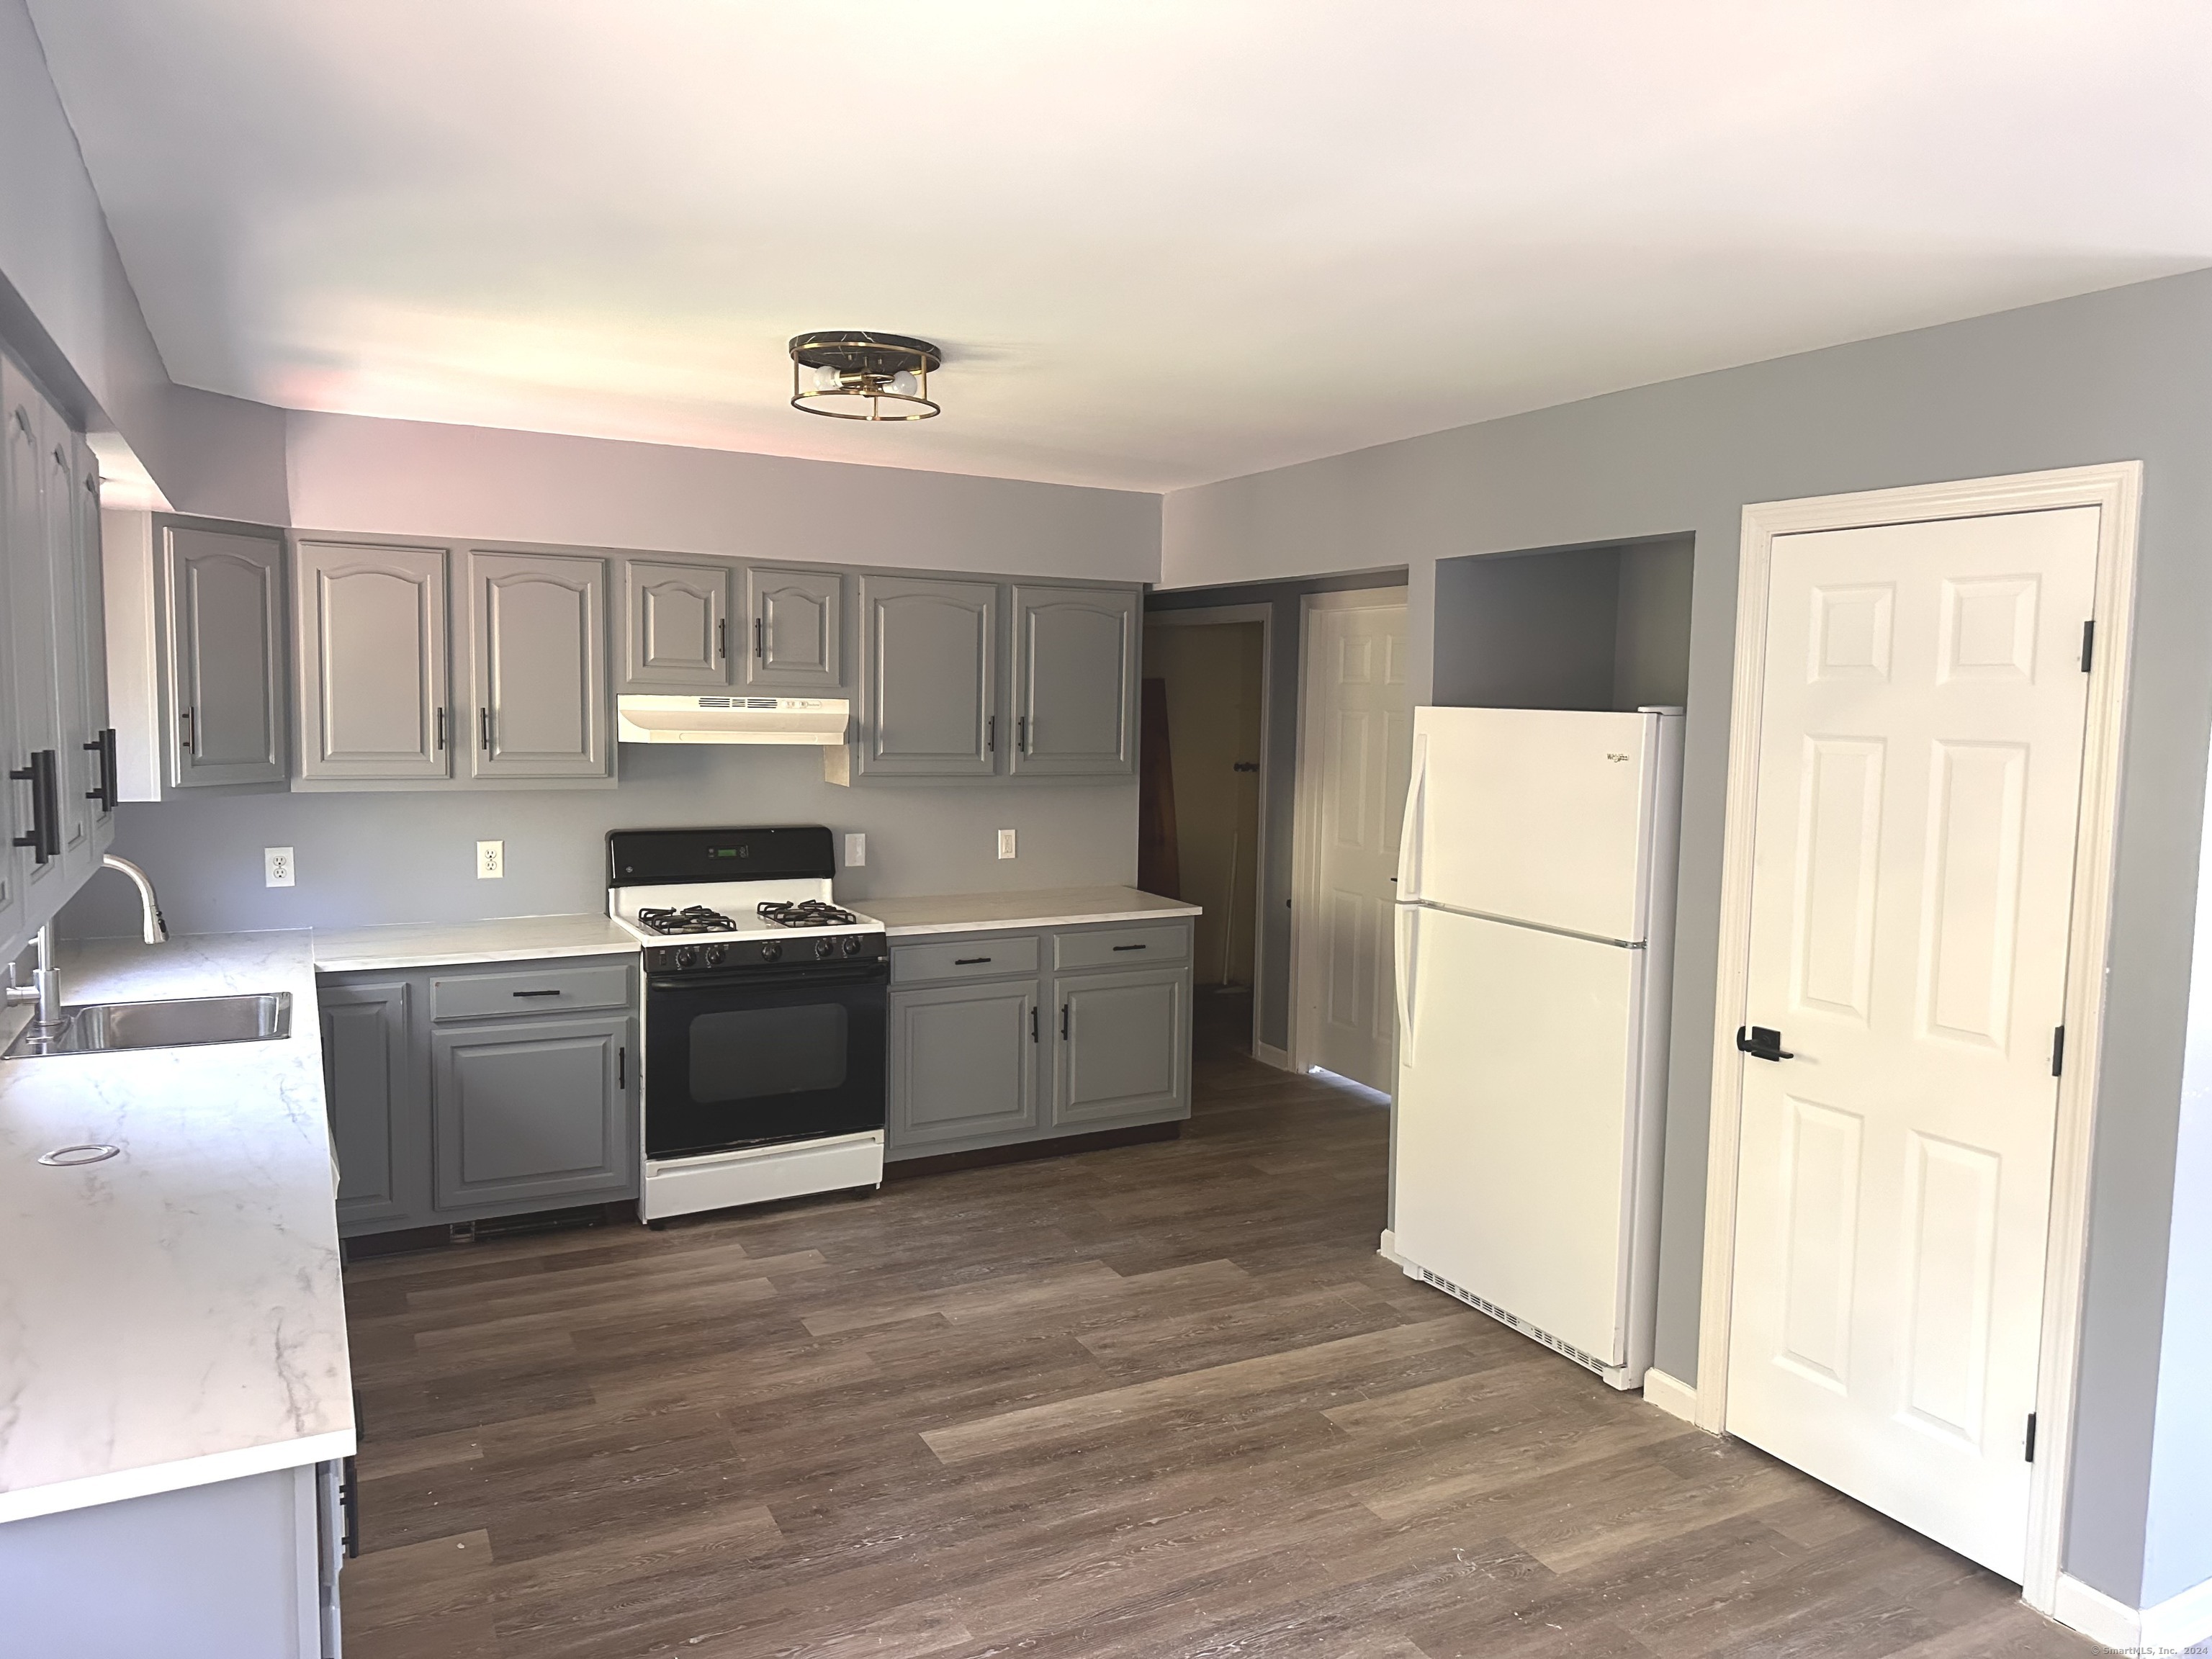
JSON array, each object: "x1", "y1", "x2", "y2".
[{"x1": 788, "y1": 331, "x2": 943, "y2": 422}]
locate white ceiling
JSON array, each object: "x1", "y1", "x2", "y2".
[{"x1": 27, "y1": 1, "x2": 2212, "y2": 493}]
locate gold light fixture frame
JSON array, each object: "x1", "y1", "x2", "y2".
[{"x1": 788, "y1": 331, "x2": 943, "y2": 422}]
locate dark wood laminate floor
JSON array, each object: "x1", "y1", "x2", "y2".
[{"x1": 340, "y1": 998, "x2": 2095, "y2": 1659}]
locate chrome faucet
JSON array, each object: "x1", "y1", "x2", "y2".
[{"x1": 6, "y1": 855, "x2": 169, "y2": 1036}]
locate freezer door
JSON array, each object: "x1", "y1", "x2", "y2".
[
  {"x1": 1393, "y1": 903, "x2": 1640, "y2": 1364},
  {"x1": 1398, "y1": 706, "x2": 1655, "y2": 941}
]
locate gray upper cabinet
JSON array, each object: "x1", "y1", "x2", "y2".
[
  {"x1": 431, "y1": 1013, "x2": 632, "y2": 1210},
  {"x1": 1010, "y1": 585, "x2": 1138, "y2": 776},
  {"x1": 745, "y1": 565, "x2": 842, "y2": 688},
  {"x1": 295, "y1": 541, "x2": 451, "y2": 782},
  {"x1": 889, "y1": 979, "x2": 1040, "y2": 1148},
  {"x1": 622, "y1": 557, "x2": 732, "y2": 690},
  {"x1": 68, "y1": 436, "x2": 113, "y2": 858},
  {"x1": 1051, "y1": 963, "x2": 1190, "y2": 1128},
  {"x1": 320, "y1": 978, "x2": 418, "y2": 1229},
  {"x1": 857, "y1": 575, "x2": 997, "y2": 777},
  {"x1": 467, "y1": 550, "x2": 611, "y2": 780},
  {"x1": 163, "y1": 524, "x2": 287, "y2": 789},
  {"x1": 4, "y1": 374, "x2": 65, "y2": 926}
]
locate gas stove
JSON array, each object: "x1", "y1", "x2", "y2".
[{"x1": 608, "y1": 827, "x2": 886, "y2": 976}]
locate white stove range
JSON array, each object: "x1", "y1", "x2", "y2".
[{"x1": 608, "y1": 827, "x2": 889, "y2": 1223}]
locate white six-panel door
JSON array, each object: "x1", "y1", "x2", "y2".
[
  {"x1": 1295, "y1": 593, "x2": 1411, "y2": 1092},
  {"x1": 1727, "y1": 505, "x2": 2098, "y2": 1580}
]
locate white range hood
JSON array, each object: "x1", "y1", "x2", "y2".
[{"x1": 616, "y1": 695, "x2": 850, "y2": 745}]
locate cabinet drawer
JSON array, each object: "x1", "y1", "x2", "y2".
[
  {"x1": 891, "y1": 935, "x2": 1040, "y2": 984},
  {"x1": 1052, "y1": 924, "x2": 1189, "y2": 971},
  {"x1": 430, "y1": 961, "x2": 632, "y2": 1022}
]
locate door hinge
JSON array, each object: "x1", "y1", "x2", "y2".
[
  {"x1": 2080, "y1": 620, "x2": 2095, "y2": 673},
  {"x1": 2025, "y1": 1411, "x2": 2038, "y2": 1462},
  {"x1": 2051, "y1": 1025, "x2": 2065, "y2": 1078}
]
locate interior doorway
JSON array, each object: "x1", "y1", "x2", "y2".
[{"x1": 1141, "y1": 606, "x2": 1270, "y2": 1057}]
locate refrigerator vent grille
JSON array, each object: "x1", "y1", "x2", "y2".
[{"x1": 1415, "y1": 1267, "x2": 1608, "y2": 1377}]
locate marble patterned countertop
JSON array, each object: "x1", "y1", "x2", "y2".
[
  {"x1": 0, "y1": 932, "x2": 354, "y2": 1525},
  {"x1": 313, "y1": 913, "x2": 639, "y2": 972},
  {"x1": 864, "y1": 886, "x2": 1201, "y2": 938}
]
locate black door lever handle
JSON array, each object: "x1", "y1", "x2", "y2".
[{"x1": 1736, "y1": 1025, "x2": 1795, "y2": 1063}]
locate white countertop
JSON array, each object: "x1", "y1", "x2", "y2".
[
  {"x1": 313, "y1": 913, "x2": 638, "y2": 972},
  {"x1": 865, "y1": 886, "x2": 1201, "y2": 938},
  {"x1": 0, "y1": 932, "x2": 354, "y2": 1526}
]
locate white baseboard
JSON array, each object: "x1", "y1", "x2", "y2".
[
  {"x1": 1641, "y1": 1367, "x2": 1698, "y2": 1425},
  {"x1": 1377, "y1": 1228, "x2": 1405, "y2": 1267},
  {"x1": 2050, "y1": 1568, "x2": 2212, "y2": 1652},
  {"x1": 1254, "y1": 1041, "x2": 1293, "y2": 1071}
]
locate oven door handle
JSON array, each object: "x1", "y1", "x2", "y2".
[{"x1": 647, "y1": 964, "x2": 887, "y2": 994}]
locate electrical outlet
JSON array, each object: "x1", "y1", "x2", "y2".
[
  {"x1": 997, "y1": 829, "x2": 1017, "y2": 860},
  {"x1": 843, "y1": 832, "x2": 866, "y2": 868},
  {"x1": 264, "y1": 847, "x2": 294, "y2": 888},
  {"x1": 477, "y1": 840, "x2": 504, "y2": 880}
]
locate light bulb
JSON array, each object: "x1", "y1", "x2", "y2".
[
  {"x1": 813, "y1": 365, "x2": 842, "y2": 392},
  {"x1": 889, "y1": 369, "x2": 918, "y2": 397}
]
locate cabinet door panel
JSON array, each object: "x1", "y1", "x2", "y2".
[
  {"x1": 432, "y1": 1015, "x2": 631, "y2": 1209},
  {"x1": 166, "y1": 525, "x2": 286, "y2": 788},
  {"x1": 320, "y1": 979, "x2": 413, "y2": 1227},
  {"x1": 745, "y1": 565, "x2": 842, "y2": 688},
  {"x1": 1052, "y1": 966, "x2": 1190, "y2": 1127},
  {"x1": 71, "y1": 436, "x2": 113, "y2": 855},
  {"x1": 469, "y1": 551, "x2": 610, "y2": 778},
  {"x1": 889, "y1": 980, "x2": 1039, "y2": 1148},
  {"x1": 4, "y1": 368, "x2": 64, "y2": 927},
  {"x1": 859, "y1": 575, "x2": 996, "y2": 776},
  {"x1": 624, "y1": 558, "x2": 731, "y2": 689},
  {"x1": 297, "y1": 541, "x2": 451, "y2": 780},
  {"x1": 1011, "y1": 585, "x2": 1138, "y2": 775},
  {"x1": 43, "y1": 430, "x2": 92, "y2": 878}
]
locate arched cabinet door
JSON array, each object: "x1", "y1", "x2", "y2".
[
  {"x1": 745, "y1": 565, "x2": 844, "y2": 689},
  {"x1": 856, "y1": 575, "x2": 998, "y2": 778},
  {"x1": 467, "y1": 550, "x2": 611, "y2": 780},
  {"x1": 296, "y1": 540, "x2": 451, "y2": 781},
  {"x1": 166, "y1": 524, "x2": 287, "y2": 789},
  {"x1": 1009, "y1": 585, "x2": 1138, "y2": 776},
  {"x1": 621, "y1": 557, "x2": 732, "y2": 690}
]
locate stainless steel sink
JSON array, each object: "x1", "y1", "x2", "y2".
[{"x1": 4, "y1": 992, "x2": 292, "y2": 1058}]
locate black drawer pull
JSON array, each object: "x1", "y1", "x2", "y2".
[
  {"x1": 953, "y1": 956, "x2": 992, "y2": 965},
  {"x1": 512, "y1": 988, "x2": 562, "y2": 998},
  {"x1": 1111, "y1": 943, "x2": 1147, "y2": 952}
]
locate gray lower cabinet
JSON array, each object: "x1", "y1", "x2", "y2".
[
  {"x1": 432, "y1": 1013, "x2": 631, "y2": 1209},
  {"x1": 889, "y1": 978, "x2": 1040, "y2": 1146},
  {"x1": 164, "y1": 522, "x2": 288, "y2": 788},
  {"x1": 1009, "y1": 584, "x2": 1138, "y2": 777},
  {"x1": 746, "y1": 564, "x2": 843, "y2": 688},
  {"x1": 855, "y1": 575, "x2": 997, "y2": 777},
  {"x1": 319, "y1": 955, "x2": 639, "y2": 1237},
  {"x1": 885, "y1": 920, "x2": 1191, "y2": 1160},
  {"x1": 622, "y1": 556, "x2": 732, "y2": 689}
]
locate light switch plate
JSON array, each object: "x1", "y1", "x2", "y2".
[
  {"x1": 477, "y1": 840, "x2": 504, "y2": 879},
  {"x1": 843, "y1": 832, "x2": 866, "y2": 868},
  {"x1": 997, "y1": 829, "x2": 1017, "y2": 860},
  {"x1": 264, "y1": 847, "x2": 294, "y2": 888}
]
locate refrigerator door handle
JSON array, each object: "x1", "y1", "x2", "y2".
[
  {"x1": 1395, "y1": 905, "x2": 1420, "y2": 1066},
  {"x1": 1397, "y1": 732, "x2": 1429, "y2": 900}
]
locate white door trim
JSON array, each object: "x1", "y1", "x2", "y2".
[
  {"x1": 1146, "y1": 602, "x2": 1274, "y2": 1052},
  {"x1": 1290, "y1": 587, "x2": 1410, "y2": 1074},
  {"x1": 1696, "y1": 462, "x2": 2141, "y2": 1615}
]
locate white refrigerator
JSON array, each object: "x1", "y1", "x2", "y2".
[{"x1": 1390, "y1": 704, "x2": 1683, "y2": 1390}]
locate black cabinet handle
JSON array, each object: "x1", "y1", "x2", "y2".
[
  {"x1": 753, "y1": 616, "x2": 764, "y2": 660},
  {"x1": 1060, "y1": 1003, "x2": 1069, "y2": 1040},
  {"x1": 512, "y1": 988, "x2": 562, "y2": 997},
  {"x1": 84, "y1": 728, "x2": 117, "y2": 811},
  {"x1": 9, "y1": 750, "x2": 57, "y2": 863},
  {"x1": 179, "y1": 707, "x2": 194, "y2": 755},
  {"x1": 718, "y1": 617, "x2": 728, "y2": 660},
  {"x1": 435, "y1": 707, "x2": 446, "y2": 751},
  {"x1": 1030, "y1": 1005, "x2": 1038, "y2": 1043},
  {"x1": 1111, "y1": 943, "x2": 1146, "y2": 953},
  {"x1": 986, "y1": 714, "x2": 996, "y2": 754},
  {"x1": 480, "y1": 708, "x2": 492, "y2": 752},
  {"x1": 618, "y1": 1046, "x2": 627, "y2": 1088},
  {"x1": 1736, "y1": 1025, "x2": 1796, "y2": 1063},
  {"x1": 339, "y1": 1455, "x2": 359, "y2": 1559},
  {"x1": 1017, "y1": 714, "x2": 1028, "y2": 754},
  {"x1": 953, "y1": 956, "x2": 991, "y2": 965}
]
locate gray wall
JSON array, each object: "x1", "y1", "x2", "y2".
[
  {"x1": 1161, "y1": 269, "x2": 2212, "y2": 1608},
  {"x1": 59, "y1": 745, "x2": 1138, "y2": 941},
  {"x1": 1147, "y1": 570, "x2": 1408, "y2": 1056}
]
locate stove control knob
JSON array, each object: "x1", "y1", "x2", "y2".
[
  {"x1": 814, "y1": 936, "x2": 837, "y2": 960},
  {"x1": 675, "y1": 945, "x2": 699, "y2": 970},
  {"x1": 704, "y1": 943, "x2": 727, "y2": 967},
  {"x1": 842, "y1": 935, "x2": 864, "y2": 957},
  {"x1": 760, "y1": 941, "x2": 783, "y2": 963}
]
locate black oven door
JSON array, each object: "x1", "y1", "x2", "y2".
[{"x1": 644, "y1": 963, "x2": 886, "y2": 1160}]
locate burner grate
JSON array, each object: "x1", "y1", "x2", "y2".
[
  {"x1": 757, "y1": 899, "x2": 858, "y2": 930},
  {"x1": 637, "y1": 904, "x2": 739, "y2": 935}
]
